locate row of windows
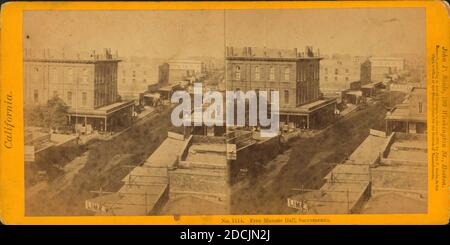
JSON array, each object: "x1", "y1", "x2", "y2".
[
  {"x1": 323, "y1": 76, "x2": 350, "y2": 82},
  {"x1": 34, "y1": 90, "x2": 87, "y2": 106},
  {"x1": 322, "y1": 68, "x2": 350, "y2": 75},
  {"x1": 122, "y1": 78, "x2": 147, "y2": 84},
  {"x1": 231, "y1": 88, "x2": 290, "y2": 105},
  {"x1": 33, "y1": 67, "x2": 91, "y2": 84},
  {"x1": 121, "y1": 70, "x2": 148, "y2": 76},
  {"x1": 235, "y1": 66, "x2": 291, "y2": 81}
]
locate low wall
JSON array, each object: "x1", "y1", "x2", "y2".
[
  {"x1": 192, "y1": 135, "x2": 226, "y2": 144},
  {"x1": 381, "y1": 132, "x2": 395, "y2": 158},
  {"x1": 350, "y1": 182, "x2": 372, "y2": 214},
  {"x1": 395, "y1": 132, "x2": 427, "y2": 141},
  {"x1": 149, "y1": 184, "x2": 169, "y2": 215}
]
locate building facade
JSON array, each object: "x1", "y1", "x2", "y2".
[
  {"x1": 23, "y1": 48, "x2": 133, "y2": 132},
  {"x1": 167, "y1": 59, "x2": 204, "y2": 83},
  {"x1": 225, "y1": 46, "x2": 336, "y2": 129},
  {"x1": 361, "y1": 57, "x2": 405, "y2": 84},
  {"x1": 320, "y1": 54, "x2": 365, "y2": 92},
  {"x1": 385, "y1": 87, "x2": 427, "y2": 134},
  {"x1": 118, "y1": 59, "x2": 168, "y2": 101}
]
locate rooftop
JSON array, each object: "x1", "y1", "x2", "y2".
[
  {"x1": 143, "y1": 135, "x2": 188, "y2": 168},
  {"x1": 86, "y1": 183, "x2": 168, "y2": 216},
  {"x1": 161, "y1": 195, "x2": 228, "y2": 215},
  {"x1": 279, "y1": 98, "x2": 336, "y2": 114},
  {"x1": 226, "y1": 46, "x2": 321, "y2": 60},
  {"x1": 368, "y1": 57, "x2": 405, "y2": 62},
  {"x1": 24, "y1": 48, "x2": 120, "y2": 63},
  {"x1": 361, "y1": 192, "x2": 427, "y2": 214},
  {"x1": 367, "y1": 132, "x2": 428, "y2": 213},
  {"x1": 347, "y1": 134, "x2": 388, "y2": 165},
  {"x1": 385, "y1": 106, "x2": 426, "y2": 122},
  {"x1": 67, "y1": 101, "x2": 134, "y2": 116},
  {"x1": 184, "y1": 143, "x2": 228, "y2": 165}
]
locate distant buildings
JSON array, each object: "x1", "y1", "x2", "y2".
[
  {"x1": 117, "y1": 58, "x2": 166, "y2": 101},
  {"x1": 225, "y1": 46, "x2": 336, "y2": 129},
  {"x1": 320, "y1": 54, "x2": 366, "y2": 92},
  {"x1": 385, "y1": 87, "x2": 427, "y2": 134},
  {"x1": 23, "y1": 48, "x2": 134, "y2": 132},
  {"x1": 167, "y1": 59, "x2": 204, "y2": 84},
  {"x1": 361, "y1": 57, "x2": 405, "y2": 84}
]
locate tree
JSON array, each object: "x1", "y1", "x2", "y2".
[
  {"x1": 24, "y1": 96, "x2": 69, "y2": 130},
  {"x1": 46, "y1": 96, "x2": 69, "y2": 130}
]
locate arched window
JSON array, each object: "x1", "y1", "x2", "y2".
[
  {"x1": 235, "y1": 66, "x2": 241, "y2": 80},
  {"x1": 269, "y1": 66, "x2": 275, "y2": 81}
]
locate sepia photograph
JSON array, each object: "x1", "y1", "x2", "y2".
[{"x1": 22, "y1": 8, "x2": 427, "y2": 216}]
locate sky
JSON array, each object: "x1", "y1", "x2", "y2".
[{"x1": 23, "y1": 8, "x2": 425, "y2": 59}]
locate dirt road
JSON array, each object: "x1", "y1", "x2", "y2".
[{"x1": 25, "y1": 107, "x2": 173, "y2": 216}]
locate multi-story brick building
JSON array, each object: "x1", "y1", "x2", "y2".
[
  {"x1": 225, "y1": 46, "x2": 336, "y2": 129},
  {"x1": 360, "y1": 57, "x2": 405, "y2": 84},
  {"x1": 167, "y1": 59, "x2": 204, "y2": 84},
  {"x1": 117, "y1": 58, "x2": 168, "y2": 101},
  {"x1": 320, "y1": 54, "x2": 366, "y2": 92},
  {"x1": 23, "y1": 48, "x2": 134, "y2": 132}
]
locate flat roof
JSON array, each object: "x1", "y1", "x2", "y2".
[
  {"x1": 345, "y1": 90, "x2": 363, "y2": 96},
  {"x1": 290, "y1": 181, "x2": 370, "y2": 214},
  {"x1": 385, "y1": 107, "x2": 426, "y2": 122},
  {"x1": 347, "y1": 135, "x2": 388, "y2": 165},
  {"x1": 362, "y1": 81, "x2": 382, "y2": 88},
  {"x1": 24, "y1": 58, "x2": 121, "y2": 64},
  {"x1": 361, "y1": 192, "x2": 427, "y2": 214},
  {"x1": 143, "y1": 137, "x2": 188, "y2": 168},
  {"x1": 121, "y1": 166, "x2": 168, "y2": 183},
  {"x1": 86, "y1": 183, "x2": 168, "y2": 216},
  {"x1": 324, "y1": 164, "x2": 370, "y2": 182},
  {"x1": 143, "y1": 93, "x2": 160, "y2": 99},
  {"x1": 158, "y1": 84, "x2": 181, "y2": 92},
  {"x1": 67, "y1": 101, "x2": 134, "y2": 117},
  {"x1": 184, "y1": 143, "x2": 228, "y2": 165},
  {"x1": 162, "y1": 195, "x2": 228, "y2": 215},
  {"x1": 279, "y1": 98, "x2": 336, "y2": 114}
]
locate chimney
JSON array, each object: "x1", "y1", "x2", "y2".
[
  {"x1": 294, "y1": 48, "x2": 298, "y2": 57},
  {"x1": 248, "y1": 47, "x2": 252, "y2": 56},
  {"x1": 243, "y1": 47, "x2": 248, "y2": 56}
]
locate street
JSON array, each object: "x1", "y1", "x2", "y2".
[
  {"x1": 231, "y1": 91, "x2": 406, "y2": 214},
  {"x1": 25, "y1": 106, "x2": 174, "y2": 216}
]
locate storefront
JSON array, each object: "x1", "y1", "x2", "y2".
[{"x1": 68, "y1": 101, "x2": 134, "y2": 133}]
